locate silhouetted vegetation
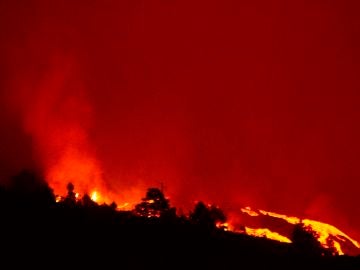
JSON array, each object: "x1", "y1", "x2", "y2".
[
  {"x1": 5, "y1": 169, "x2": 55, "y2": 208},
  {"x1": 63, "y1": 182, "x2": 77, "y2": 206},
  {"x1": 0, "y1": 170, "x2": 359, "y2": 269},
  {"x1": 135, "y1": 187, "x2": 170, "y2": 216},
  {"x1": 291, "y1": 223, "x2": 326, "y2": 256},
  {"x1": 190, "y1": 201, "x2": 227, "y2": 229}
]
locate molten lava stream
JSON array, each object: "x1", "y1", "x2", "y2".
[{"x1": 239, "y1": 206, "x2": 360, "y2": 255}]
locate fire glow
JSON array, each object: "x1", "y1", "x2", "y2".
[
  {"x1": 238, "y1": 207, "x2": 360, "y2": 255},
  {"x1": 53, "y1": 184, "x2": 360, "y2": 256},
  {"x1": 244, "y1": 227, "x2": 292, "y2": 243},
  {"x1": 90, "y1": 191, "x2": 98, "y2": 202}
]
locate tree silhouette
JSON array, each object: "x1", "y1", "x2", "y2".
[
  {"x1": 63, "y1": 182, "x2": 77, "y2": 207},
  {"x1": 109, "y1": 201, "x2": 117, "y2": 210},
  {"x1": 8, "y1": 169, "x2": 55, "y2": 208},
  {"x1": 190, "y1": 201, "x2": 227, "y2": 229},
  {"x1": 291, "y1": 223, "x2": 325, "y2": 257},
  {"x1": 81, "y1": 193, "x2": 97, "y2": 208},
  {"x1": 134, "y1": 187, "x2": 170, "y2": 217}
]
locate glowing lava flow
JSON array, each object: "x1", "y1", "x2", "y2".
[
  {"x1": 53, "y1": 186, "x2": 359, "y2": 255},
  {"x1": 239, "y1": 207, "x2": 360, "y2": 255},
  {"x1": 245, "y1": 227, "x2": 292, "y2": 243},
  {"x1": 241, "y1": 206, "x2": 259, "y2": 217},
  {"x1": 258, "y1": 209, "x2": 300, "y2": 224},
  {"x1": 301, "y1": 219, "x2": 359, "y2": 255}
]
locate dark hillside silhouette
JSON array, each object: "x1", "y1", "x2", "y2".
[
  {"x1": 0, "y1": 170, "x2": 359, "y2": 269},
  {"x1": 4, "y1": 169, "x2": 55, "y2": 208}
]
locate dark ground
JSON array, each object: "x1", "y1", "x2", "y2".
[
  {"x1": 0, "y1": 207, "x2": 359, "y2": 270},
  {"x1": 0, "y1": 171, "x2": 359, "y2": 270}
]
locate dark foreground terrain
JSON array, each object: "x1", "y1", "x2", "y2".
[
  {"x1": 0, "y1": 207, "x2": 359, "y2": 269},
  {"x1": 0, "y1": 171, "x2": 359, "y2": 269}
]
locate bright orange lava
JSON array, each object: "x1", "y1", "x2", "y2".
[
  {"x1": 53, "y1": 185, "x2": 359, "y2": 256},
  {"x1": 241, "y1": 206, "x2": 259, "y2": 217},
  {"x1": 244, "y1": 227, "x2": 292, "y2": 243},
  {"x1": 239, "y1": 206, "x2": 360, "y2": 255}
]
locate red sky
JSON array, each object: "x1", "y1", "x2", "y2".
[{"x1": 1, "y1": 1, "x2": 360, "y2": 239}]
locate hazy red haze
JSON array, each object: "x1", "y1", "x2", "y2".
[{"x1": 1, "y1": 1, "x2": 360, "y2": 239}]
